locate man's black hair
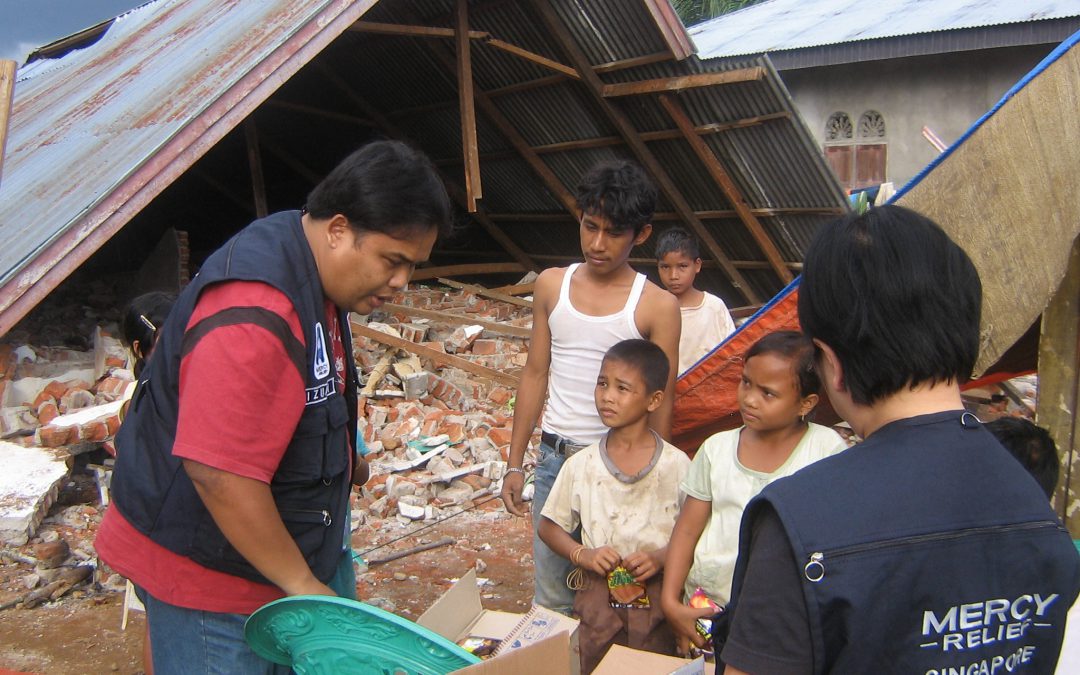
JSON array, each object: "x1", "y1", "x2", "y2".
[
  {"x1": 306, "y1": 140, "x2": 453, "y2": 240},
  {"x1": 798, "y1": 205, "x2": 981, "y2": 405},
  {"x1": 603, "y1": 339, "x2": 669, "y2": 393},
  {"x1": 985, "y1": 417, "x2": 1059, "y2": 499},
  {"x1": 745, "y1": 330, "x2": 820, "y2": 398},
  {"x1": 655, "y1": 227, "x2": 700, "y2": 259},
  {"x1": 574, "y1": 160, "x2": 657, "y2": 235}
]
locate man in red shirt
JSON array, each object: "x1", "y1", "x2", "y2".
[{"x1": 97, "y1": 141, "x2": 452, "y2": 673}]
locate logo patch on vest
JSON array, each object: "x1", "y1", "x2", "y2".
[
  {"x1": 919, "y1": 593, "x2": 1059, "y2": 674},
  {"x1": 313, "y1": 322, "x2": 330, "y2": 380}
]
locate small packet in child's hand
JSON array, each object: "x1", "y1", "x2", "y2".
[
  {"x1": 607, "y1": 566, "x2": 649, "y2": 608},
  {"x1": 689, "y1": 587, "x2": 721, "y2": 642}
]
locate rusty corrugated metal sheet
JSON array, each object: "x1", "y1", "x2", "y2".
[{"x1": 0, "y1": 0, "x2": 380, "y2": 334}]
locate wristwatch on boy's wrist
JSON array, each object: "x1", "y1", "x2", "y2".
[{"x1": 505, "y1": 467, "x2": 526, "y2": 478}]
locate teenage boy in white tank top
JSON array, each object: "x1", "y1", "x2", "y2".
[{"x1": 501, "y1": 161, "x2": 681, "y2": 615}]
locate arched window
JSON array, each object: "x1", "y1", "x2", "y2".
[
  {"x1": 825, "y1": 112, "x2": 853, "y2": 141},
  {"x1": 824, "y1": 110, "x2": 887, "y2": 190}
]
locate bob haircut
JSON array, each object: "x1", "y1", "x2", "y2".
[
  {"x1": 745, "y1": 330, "x2": 820, "y2": 399},
  {"x1": 602, "y1": 339, "x2": 670, "y2": 394},
  {"x1": 306, "y1": 140, "x2": 453, "y2": 240},
  {"x1": 574, "y1": 160, "x2": 657, "y2": 235},
  {"x1": 655, "y1": 227, "x2": 700, "y2": 260},
  {"x1": 798, "y1": 205, "x2": 981, "y2": 405},
  {"x1": 122, "y1": 291, "x2": 175, "y2": 377}
]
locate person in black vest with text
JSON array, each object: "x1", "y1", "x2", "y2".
[
  {"x1": 96, "y1": 141, "x2": 452, "y2": 674},
  {"x1": 719, "y1": 205, "x2": 1080, "y2": 674}
]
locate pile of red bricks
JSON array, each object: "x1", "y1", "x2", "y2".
[
  {"x1": 352, "y1": 283, "x2": 537, "y2": 527},
  {"x1": 0, "y1": 333, "x2": 133, "y2": 452}
]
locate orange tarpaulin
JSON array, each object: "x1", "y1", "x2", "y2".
[{"x1": 673, "y1": 280, "x2": 801, "y2": 454}]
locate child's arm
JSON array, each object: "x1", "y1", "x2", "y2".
[
  {"x1": 623, "y1": 546, "x2": 666, "y2": 582},
  {"x1": 538, "y1": 516, "x2": 620, "y2": 576},
  {"x1": 661, "y1": 496, "x2": 715, "y2": 651},
  {"x1": 501, "y1": 269, "x2": 557, "y2": 517}
]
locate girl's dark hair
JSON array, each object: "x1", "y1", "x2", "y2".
[
  {"x1": 745, "y1": 330, "x2": 820, "y2": 398},
  {"x1": 305, "y1": 140, "x2": 453, "y2": 240},
  {"x1": 122, "y1": 292, "x2": 175, "y2": 377},
  {"x1": 574, "y1": 160, "x2": 657, "y2": 235}
]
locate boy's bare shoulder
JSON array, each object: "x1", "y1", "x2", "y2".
[
  {"x1": 639, "y1": 279, "x2": 680, "y2": 317},
  {"x1": 532, "y1": 267, "x2": 567, "y2": 312}
]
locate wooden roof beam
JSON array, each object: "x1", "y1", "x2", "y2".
[
  {"x1": 484, "y1": 206, "x2": 844, "y2": 222},
  {"x1": 601, "y1": 68, "x2": 765, "y2": 98},
  {"x1": 313, "y1": 63, "x2": 540, "y2": 272},
  {"x1": 349, "y1": 21, "x2": 488, "y2": 39},
  {"x1": 659, "y1": 94, "x2": 793, "y2": 285},
  {"x1": 431, "y1": 113, "x2": 793, "y2": 165},
  {"x1": 415, "y1": 30, "x2": 581, "y2": 219},
  {"x1": 456, "y1": 0, "x2": 482, "y2": 211},
  {"x1": 526, "y1": 0, "x2": 759, "y2": 304},
  {"x1": 526, "y1": 253, "x2": 801, "y2": 271},
  {"x1": 351, "y1": 21, "x2": 579, "y2": 81}
]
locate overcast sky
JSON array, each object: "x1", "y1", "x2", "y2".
[{"x1": 1, "y1": 1, "x2": 145, "y2": 64}]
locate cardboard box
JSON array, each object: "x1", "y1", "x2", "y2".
[
  {"x1": 417, "y1": 568, "x2": 580, "y2": 674},
  {"x1": 592, "y1": 645, "x2": 715, "y2": 675}
]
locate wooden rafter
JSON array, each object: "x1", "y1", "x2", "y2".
[
  {"x1": 352, "y1": 322, "x2": 519, "y2": 388},
  {"x1": 414, "y1": 30, "x2": 580, "y2": 218},
  {"x1": 0, "y1": 60, "x2": 15, "y2": 184},
  {"x1": 349, "y1": 21, "x2": 487, "y2": 39},
  {"x1": 484, "y1": 206, "x2": 844, "y2": 222},
  {"x1": 526, "y1": 0, "x2": 759, "y2": 304},
  {"x1": 438, "y1": 278, "x2": 532, "y2": 308},
  {"x1": 659, "y1": 94, "x2": 793, "y2": 285},
  {"x1": 313, "y1": 63, "x2": 539, "y2": 272},
  {"x1": 601, "y1": 69, "x2": 764, "y2": 98},
  {"x1": 456, "y1": 0, "x2": 482, "y2": 211},
  {"x1": 526, "y1": 253, "x2": 801, "y2": 271},
  {"x1": 411, "y1": 262, "x2": 525, "y2": 281},
  {"x1": 265, "y1": 99, "x2": 375, "y2": 128},
  {"x1": 242, "y1": 119, "x2": 268, "y2": 218},
  {"x1": 381, "y1": 302, "x2": 531, "y2": 339},
  {"x1": 258, "y1": 137, "x2": 321, "y2": 184},
  {"x1": 431, "y1": 113, "x2": 792, "y2": 165},
  {"x1": 351, "y1": 21, "x2": 578, "y2": 81}
]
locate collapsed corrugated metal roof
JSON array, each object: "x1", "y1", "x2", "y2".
[
  {"x1": 691, "y1": 0, "x2": 1080, "y2": 60},
  {"x1": 0, "y1": 0, "x2": 847, "y2": 335}
]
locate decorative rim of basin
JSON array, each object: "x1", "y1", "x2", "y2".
[{"x1": 245, "y1": 595, "x2": 480, "y2": 674}]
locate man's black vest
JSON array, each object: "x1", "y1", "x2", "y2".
[
  {"x1": 732, "y1": 411, "x2": 1080, "y2": 674},
  {"x1": 111, "y1": 210, "x2": 358, "y2": 585}
]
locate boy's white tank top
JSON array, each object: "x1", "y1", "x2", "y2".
[{"x1": 544, "y1": 263, "x2": 646, "y2": 445}]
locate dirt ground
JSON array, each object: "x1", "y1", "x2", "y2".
[{"x1": 0, "y1": 463, "x2": 535, "y2": 674}]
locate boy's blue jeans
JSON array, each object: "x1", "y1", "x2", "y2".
[
  {"x1": 142, "y1": 549, "x2": 357, "y2": 674},
  {"x1": 531, "y1": 440, "x2": 578, "y2": 615}
]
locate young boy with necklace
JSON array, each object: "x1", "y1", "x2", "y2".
[
  {"x1": 500, "y1": 161, "x2": 681, "y2": 615},
  {"x1": 539, "y1": 339, "x2": 690, "y2": 673}
]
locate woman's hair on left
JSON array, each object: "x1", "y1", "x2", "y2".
[
  {"x1": 603, "y1": 339, "x2": 669, "y2": 393},
  {"x1": 122, "y1": 291, "x2": 175, "y2": 375},
  {"x1": 745, "y1": 330, "x2": 820, "y2": 398}
]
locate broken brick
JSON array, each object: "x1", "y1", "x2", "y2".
[
  {"x1": 38, "y1": 425, "x2": 74, "y2": 447},
  {"x1": 471, "y1": 339, "x2": 498, "y2": 356},
  {"x1": 36, "y1": 401, "x2": 59, "y2": 426},
  {"x1": 487, "y1": 427, "x2": 512, "y2": 447},
  {"x1": 487, "y1": 387, "x2": 512, "y2": 407},
  {"x1": 78, "y1": 420, "x2": 109, "y2": 443}
]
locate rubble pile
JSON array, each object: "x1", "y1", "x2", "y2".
[{"x1": 352, "y1": 283, "x2": 538, "y2": 528}]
